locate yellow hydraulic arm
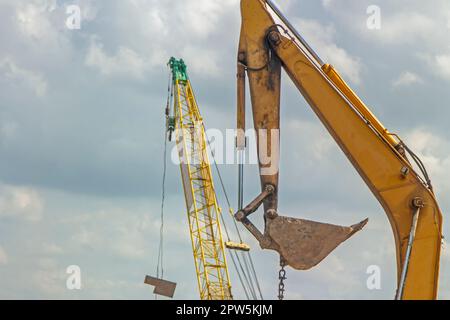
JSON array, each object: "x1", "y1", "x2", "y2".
[{"x1": 234, "y1": 0, "x2": 443, "y2": 300}]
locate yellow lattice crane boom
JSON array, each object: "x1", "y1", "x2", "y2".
[{"x1": 165, "y1": 57, "x2": 234, "y2": 300}]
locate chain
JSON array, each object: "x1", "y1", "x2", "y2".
[{"x1": 278, "y1": 257, "x2": 287, "y2": 300}]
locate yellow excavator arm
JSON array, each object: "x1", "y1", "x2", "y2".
[{"x1": 234, "y1": 0, "x2": 443, "y2": 300}]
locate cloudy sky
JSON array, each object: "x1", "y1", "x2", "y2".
[{"x1": 1, "y1": 0, "x2": 450, "y2": 300}]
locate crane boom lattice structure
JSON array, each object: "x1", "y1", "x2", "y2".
[{"x1": 167, "y1": 57, "x2": 233, "y2": 300}]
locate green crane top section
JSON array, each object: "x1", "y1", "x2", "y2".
[{"x1": 168, "y1": 57, "x2": 188, "y2": 83}]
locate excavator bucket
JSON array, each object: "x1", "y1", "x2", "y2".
[{"x1": 267, "y1": 216, "x2": 368, "y2": 270}]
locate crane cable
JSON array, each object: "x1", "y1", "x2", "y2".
[
  {"x1": 201, "y1": 124, "x2": 253, "y2": 299},
  {"x1": 203, "y1": 124, "x2": 264, "y2": 300},
  {"x1": 156, "y1": 132, "x2": 167, "y2": 279},
  {"x1": 155, "y1": 69, "x2": 173, "y2": 299},
  {"x1": 209, "y1": 146, "x2": 258, "y2": 300}
]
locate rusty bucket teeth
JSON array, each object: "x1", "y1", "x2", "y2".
[{"x1": 266, "y1": 216, "x2": 368, "y2": 270}]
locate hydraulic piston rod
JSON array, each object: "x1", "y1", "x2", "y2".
[{"x1": 395, "y1": 198, "x2": 424, "y2": 300}]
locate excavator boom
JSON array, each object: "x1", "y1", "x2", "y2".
[{"x1": 235, "y1": 0, "x2": 443, "y2": 300}]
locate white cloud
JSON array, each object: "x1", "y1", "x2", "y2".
[
  {"x1": 179, "y1": 0, "x2": 238, "y2": 39},
  {"x1": 318, "y1": 0, "x2": 450, "y2": 86},
  {"x1": 85, "y1": 39, "x2": 151, "y2": 79},
  {"x1": 293, "y1": 19, "x2": 362, "y2": 85},
  {"x1": 128, "y1": 0, "x2": 237, "y2": 39},
  {"x1": 404, "y1": 129, "x2": 450, "y2": 195},
  {"x1": 321, "y1": 1, "x2": 450, "y2": 48},
  {"x1": 0, "y1": 122, "x2": 18, "y2": 145},
  {"x1": 428, "y1": 53, "x2": 450, "y2": 81},
  {"x1": 12, "y1": 0, "x2": 96, "y2": 33},
  {"x1": 374, "y1": 13, "x2": 435, "y2": 45},
  {"x1": 67, "y1": 203, "x2": 193, "y2": 262},
  {"x1": 392, "y1": 71, "x2": 423, "y2": 87},
  {"x1": 32, "y1": 258, "x2": 66, "y2": 295},
  {"x1": 181, "y1": 46, "x2": 221, "y2": 77},
  {"x1": 0, "y1": 58, "x2": 48, "y2": 97},
  {"x1": 75, "y1": 0, "x2": 99, "y2": 22},
  {"x1": 70, "y1": 209, "x2": 159, "y2": 259},
  {"x1": 440, "y1": 242, "x2": 450, "y2": 299},
  {"x1": 9, "y1": 0, "x2": 72, "y2": 53},
  {"x1": 15, "y1": 1, "x2": 55, "y2": 40},
  {"x1": 42, "y1": 243, "x2": 64, "y2": 255},
  {"x1": 286, "y1": 119, "x2": 334, "y2": 162},
  {"x1": 112, "y1": 0, "x2": 240, "y2": 79},
  {"x1": 0, "y1": 184, "x2": 44, "y2": 222},
  {"x1": 288, "y1": 254, "x2": 363, "y2": 299},
  {"x1": 321, "y1": 0, "x2": 334, "y2": 9},
  {"x1": 0, "y1": 246, "x2": 8, "y2": 266},
  {"x1": 443, "y1": 242, "x2": 449, "y2": 260},
  {"x1": 74, "y1": 0, "x2": 241, "y2": 82}
]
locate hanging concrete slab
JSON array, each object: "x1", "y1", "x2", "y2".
[{"x1": 144, "y1": 275, "x2": 177, "y2": 298}]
